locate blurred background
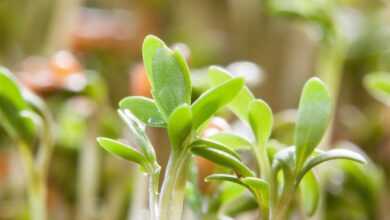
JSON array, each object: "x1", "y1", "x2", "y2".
[{"x1": 0, "y1": 0, "x2": 389, "y2": 219}]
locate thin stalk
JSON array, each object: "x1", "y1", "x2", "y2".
[
  {"x1": 148, "y1": 170, "x2": 160, "y2": 220},
  {"x1": 159, "y1": 151, "x2": 190, "y2": 220},
  {"x1": 18, "y1": 142, "x2": 47, "y2": 220},
  {"x1": 254, "y1": 143, "x2": 271, "y2": 181},
  {"x1": 271, "y1": 179, "x2": 295, "y2": 220}
]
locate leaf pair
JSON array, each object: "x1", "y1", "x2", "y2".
[
  {"x1": 142, "y1": 35, "x2": 191, "y2": 121},
  {"x1": 0, "y1": 68, "x2": 36, "y2": 144}
]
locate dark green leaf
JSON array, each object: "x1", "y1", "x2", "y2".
[
  {"x1": 167, "y1": 104, "x2": 192, "y2": 151},
  {"x1": 97, "y1": 137, "x2": 148, "y2": 169},
  {"x1": 299, "y1": 171, "x2": 319, "y2": 216},
  {"x1": 191, "y1": 138, "x2": 241, "y2": 160},
  {"x1": 205, "y1": 173, "x2": 243, "y2": 185},
  {"x1": 119, "y1": 96, "x2": 165, "y2": 127},
  {"x1": 192, "y1": 77, "x2": 244, "y2": 129},
  {"x1": 295, "y1": 77, "x2": 331, "y2": 170},
  {"x1": 208, "y1": 132, "x2": 252, "y2": 150},
  {"x1": 248, "y1": 99, "x2": 273, "y2": 146},
  {"x1": 192, "y1": 147, "x2": 254, "y2": 177},
  {"x1": 208, "y1": 66, "x2": 255, "y2": 122}
]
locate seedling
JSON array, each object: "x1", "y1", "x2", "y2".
[
  {"x1": 97, "y1": 35, "x2": 246, "y2": 220},
  {"x1": 97, "y1": 35, "x2": 367, "y2": 220},
  {"x1": 364, "y1": 72, "x2": 390, "y2": 106},
  {"x1": 0, "y1": 67, "x2": 54, "y2": 220},
  {"x1": 196, "y1": 67, "x2": 367, "y2": 220}
]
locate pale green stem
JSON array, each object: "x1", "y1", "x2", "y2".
[
  {"x1": 18, "y1": 142, "x2": 47, "y2": 220},
  {"x1": 159, "y1": 151, "x2": 190, "y2": 220},
  {"x1": 254, "y1": 143, "x2": 271, "y2": 181},
  {"x1": 149, "y1": 170, "x2": 160, "y2": 220}
]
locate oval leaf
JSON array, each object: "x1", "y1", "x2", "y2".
[
  {"x1": 142, "y1": 35, "x2": 165, "y2": 83},
  {"x1": 295, "y1": 77, "x2": 331, "y2": 170},
  {"x1": 150, "y1": 46, "x2": 191, "y2": 119},
  {"x1": 167, "y1": 104, "x2": 192, "y2": 151},
  {"x1": 208, "y1": 66, "x2": 255, "y2": 122},
  {"x1": 192, "y1": 77, "x2": 245, "y2": 129},
  {"x1": 208, "y1": 132, "x2": 252, "y2": 150},
  {"x1": 248, "y1": 99, "x2": 273, "y2": 146},
  {"x1": 192, "y1": 147, "x2": 254, "y2": 177},
  {"x1": 299, "y1": 171, "x2": 320, "y2": 216},
  {"x1": 119, "y1": 96, "x2": 165, "y2": 127},
  {"x1": 97, "y1": 137, "x2": 148, "y2": 169}
]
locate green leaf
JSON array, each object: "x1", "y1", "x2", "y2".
[
  {"x1": 248, "y1": 99, "x2": 273, "y2": 146},
  {"x1": 142, "y1": 35, "x2": 165, "y2": 83},
  {"x1": 272, "y1": 147, "x2": 296, "y2": 174},
  {"x1": 191, "y1": 138, "x2": 241, "y2": 160},
  {"x1": 192, "y1": 147, "x2": 254, "y2": 177},
  {"x1": 97, "y1": 137, "x2": 148, "y2": 169},
  {"x1": 297, "y1": 148, "x2": 366, "y2": 182},
  {"x1": 150, "y1": 46, "x2": 191, "y2": 119},
  {"x1": 208, "y1": 66, "x2": 255, "y2": 122},
  {"x1": 299, "y1": 171, "x2": 320, "y2": 216},
  {"x1": 192, "y1": 77, "x2": 245, "y2": 129},
  {"x1": 295, "y1": 77, "x2": 331, "y2": 170},
  {"x1": 167, "y1": 104, "x2": 192, "y2": 151},
  {"x1": 0, "y1": 68, "x2": 35, "y2": 143},
  {"x1": 208, "y1": 132, "x2": 252, "y2": 150},
  {"x1": 364, "y1": 72, "x2": 390, "y2": 106},
  {"x1": 241, "y1": 177, "x2": 270, "y2": 219},
  {"x1": 118, "y1": 109, "x2": 157, "y2": 163},
  {"x1": 205, "y1": 173, "x2": 243, "y2": 185},
  {"x1": 119, "y1": 96, "x2": 165, "y2": 127}
]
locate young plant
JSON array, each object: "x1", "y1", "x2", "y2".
[
  {"x1": 97, "y1": 35, "x2": 246, "y2": 220},
  {"x1": 0, "y1": 67, "x2": 54, "y2": 220},
  {"x1": 194, "y1": 67, "x2": 367, "y2": 220},
  {"x1": 364, "y1": 72, "x2": 390, "y2": 106}
]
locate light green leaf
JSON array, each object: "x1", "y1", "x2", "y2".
[
  {"x1": 208, "y1": 132, "x2": 252, "y2": 150},
  {"x1": 205, "y1": 173, "x2": 243, "y2": 185},
  {"x1": 0, "y1": 67, "x2": 35, "y2": 143},
  {"x1": 191, "y1": 138, "x2": 241, "y2": 160},
  {"x1": 364, "y1": 72, "x2": 390, "y2": 106},
  {"x1": 295, "y1": 77, "x2": 331, "y2": 170},
  {"x1": 297, "y1": 148, "x2": 366, "y2": 182},
  {"x1": 118, "y1": 109, "x2": 157, "y2": 163},
  {"x1": 248, "y1": 99, "x2": 273, "y2": 146},
  {"x1": 241, "y1": 177, "x2": 270, "y2": 219},
  {"x1": 142, "y1": 35, "x2": 165, "y2": 83},
  {"x1": 150, "y1": 46, "x2": 191, "y2": 119},
  {"x1": 192, "y1": 147, "x2": 254, "y2": 177},
  {"x1": 299, "y1": 171, "x2": 320, "y2": 216},
  {"x1": 97, "y1": 137, "x2": 148, "y2": 169},
  {"x1": 192, "y1": 77, "x2": 244, "y2": 129},
  {"x1": 119, "y1": 96, "x2": 165, "y2": 127},
  {"x1": 167, "y1": 104, "x2": 192, "y2": 151},
  {"x1": 208, "y1": 66, "x2": 255, "y2": 122}
]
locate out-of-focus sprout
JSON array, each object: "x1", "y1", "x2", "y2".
[{"x1": 0, "y1": 67, "x2": 54, "y2": 220}]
